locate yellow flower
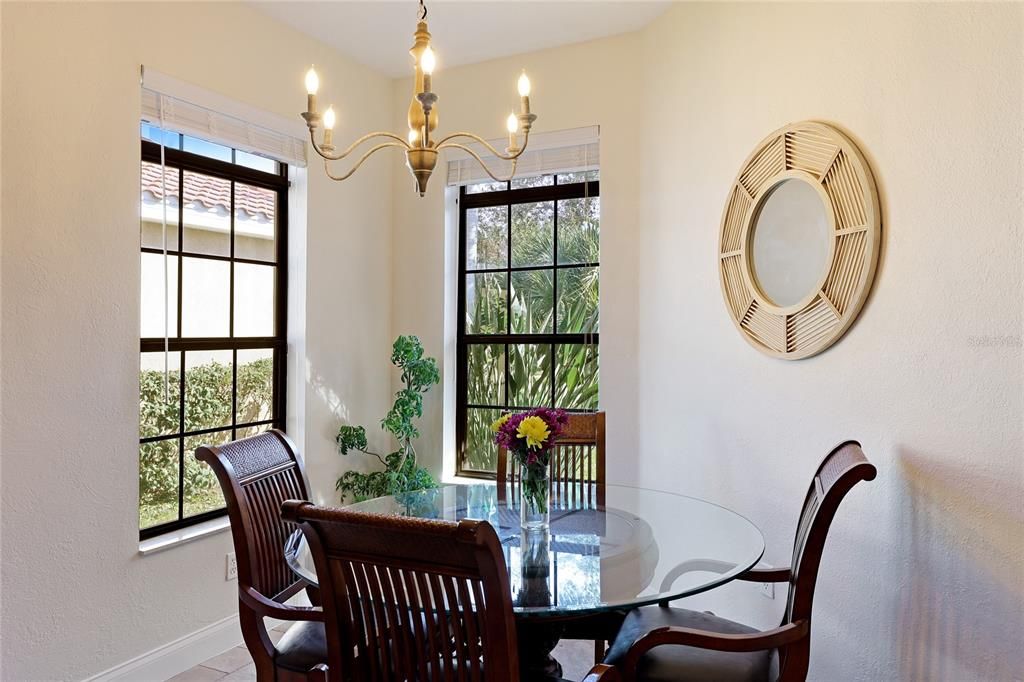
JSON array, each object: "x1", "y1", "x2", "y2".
[
  {"x1": 490, "y1": 414, "x2": 511, "y2": 432},
  {"x1": 516, "y1": 416, "x2": 551, "y2": 450}
]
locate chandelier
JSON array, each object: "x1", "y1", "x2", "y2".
[{"x1": 300, "y1": 0, "x2": 537, "y2": 196}]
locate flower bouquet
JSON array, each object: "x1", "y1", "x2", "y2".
[{"x1": 491, "y1": 408, "x2": 568, "y2": 531}]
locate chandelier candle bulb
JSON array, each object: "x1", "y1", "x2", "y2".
[
  {"x1": 304, "y1": 66, "x2": 319, "y2": 118},
  {"x1": 421, "y1": 46, "x2": 435, "y2": 94},
  {"x1": 518, "y1": 71, "x2": 531, "y2": 114},
  {"x1": 322, "y1": 106, "x2": 336, "y2": 147},
  {"x1": 506, "y1": 112, "x2": 519, "y2": 150}
]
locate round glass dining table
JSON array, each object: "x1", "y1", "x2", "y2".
[{"x1": 284, "y1": 484, "x2": 764, "y2": 680}]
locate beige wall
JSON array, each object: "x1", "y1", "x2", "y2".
[
  {"x1": 2, "y1": 2, "x2": 1022, "y2": 680},
  {"x1": 0, "y1": 2, "x2": 394, "y2": 679},
  {"x1": 636, "y1": 3, "x2": 1023, "y2": 680},
  {"x1": 390, "y1": 32, "x2": 643, "y2": 483}
]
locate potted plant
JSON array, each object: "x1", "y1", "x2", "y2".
[{"x1": 335, "y1": 335, "x2": 439, "y2": 503}]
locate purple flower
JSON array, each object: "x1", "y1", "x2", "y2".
[{"x1": 491, "y1": 407, "x2": 570, "y2": 466}]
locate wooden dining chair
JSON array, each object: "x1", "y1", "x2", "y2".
[
  {"x1": 497, "y1": 411, "x2": 606, "y2": 509},
  {"x1": 280, "y1": 500, "x2": 621, "y2": 682},
  {"x1": 602, "y1": 440, "x2": 877, "y2": 682},
  {"x1": 196, "y1": 430, "x2": 328, "y2": 682}
]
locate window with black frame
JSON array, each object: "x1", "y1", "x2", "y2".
[
  {"x1": 457, "y1": 172, "x2": 599, "y2": 476},
  {"x1": 138, "y1": 124, "x2": 288, "y2": 539}
]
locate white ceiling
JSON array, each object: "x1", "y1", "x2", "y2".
[{"x1": 252, "y1": 1, "x2": 670, "y2": 77}]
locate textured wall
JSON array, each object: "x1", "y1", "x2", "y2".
[
  {"x1": 0, "y1": 3, "x2": 394, "y2": 679},
  {"x1": 636, "y1": 3, "x2": 1024, "y2": 680}
]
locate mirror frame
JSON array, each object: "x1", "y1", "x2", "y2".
[{"x1": 718, "y1": 121, "x2": 880, "y2": 359}]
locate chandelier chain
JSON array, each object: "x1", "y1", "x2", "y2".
[{"x1": 418, "y1": 0, "x2": 427, "y2": 21}]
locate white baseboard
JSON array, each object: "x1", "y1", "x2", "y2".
[
  {"x1": 83, "y1": 609, "x2": 291, "y2": 681},
  {"x1": 83, "y1": 615, "x2": 245, "y2": 682}
]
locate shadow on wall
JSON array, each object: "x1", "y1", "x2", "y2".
[
  {"x1": 896, "y1": 449, "x2": 1024, "y2": 681},
  {"x1": 304, "y1": 358, "x2": 392, "y2": 506},
  {"x1": 303, "y1": 361, "x2": 348, "y2": 506},
  {"x1": 308, "y1": 360, "x2": 348, "y2": 427}
]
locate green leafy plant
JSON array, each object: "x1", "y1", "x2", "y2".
[{"x1": 335, "y1": 335, "x2": 440, "y2": 502}]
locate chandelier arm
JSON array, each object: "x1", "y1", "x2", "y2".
[
  {"x1": 310, "y1": 129, "x2": 411, "y2": 161},
  {"x1": 322, "y1": 142, "x2": 409, "y2": 181},
  {"x1": 435, "y1": 142, "x2": 519, "y2": 183},
  {"x1": 434, "y1": 130, "x2": 531, "y2": 161}
]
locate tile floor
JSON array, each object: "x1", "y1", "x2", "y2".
[{"x1": 167, "y1": 622, "x2": 596, "y2": 681}]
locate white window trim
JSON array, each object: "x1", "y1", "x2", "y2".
[
  {"x1": 441, "y1": 185, "x2": 460, "y2": 480},
  {"x1": 138, "y1": 516, "x2": 231, "y2": 556}
]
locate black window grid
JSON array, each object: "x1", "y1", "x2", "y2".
[
  {"x1": 456, "y1": 176, "x2": 600, "y2": 478},
  {"x1": 139, "y1": 140, "x2": 289, "y2": 540}
]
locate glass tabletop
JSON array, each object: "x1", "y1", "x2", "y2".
[{"x1": 284, "y1": 484, "x2": 764, "y2": 618}]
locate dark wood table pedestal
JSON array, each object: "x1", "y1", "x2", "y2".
[
  {"x1": 516, "y1": 619, "x2": 564, "y2": 681},
  {"x1": 515, "y1": 610, "x2": 627, "y2": 681}
]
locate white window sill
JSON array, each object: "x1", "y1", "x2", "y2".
[
  {"x1": 139, "y1": 516, "x2": 231, "y2": 556},
  {"x1": 441, "y1": 474, "x2": 495, "y2": 486}
]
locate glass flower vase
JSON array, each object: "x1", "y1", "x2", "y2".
[
  {"x1": 519, "y1": 460, "x2": 550, "y2": 531},
  {"x1": 516, "y1": 529, "x2": 553, "y2": 608}
]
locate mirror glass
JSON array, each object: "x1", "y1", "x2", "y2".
[{"x1": 751, "y1": 179, "x2": 830, "y2": 307}]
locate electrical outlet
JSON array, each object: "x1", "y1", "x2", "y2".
[
  {"x1": 759, "y1": 581, "x2": 774, "y2": 599},
  {"x1": 226, "y1": 552, "x2": 238, "y2": 581}
]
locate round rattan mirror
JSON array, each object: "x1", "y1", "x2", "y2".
[{"x1": 718, "y1": 121, "x2": 880, "y2": 359}]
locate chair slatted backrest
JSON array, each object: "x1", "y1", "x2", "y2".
[
  {"x1": 281, "y1": 502, "x2": 520, "y2": 682},
  {"x1": 196, "y1": 430, "x2": 311, "y2": 602},
  {"x1": 498, "y1": 412, "x2": 606, "y2": 509},
  {"x1": 778, "y1": 440, "x2": 876, "y2": 679}
]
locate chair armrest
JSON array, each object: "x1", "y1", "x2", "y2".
[
  {"x1": 658, "y1": 559, "x2": 737, "y2": 593},
  {"x1": 737, "y1": 566, "x2": 792, "y2": 583},
  {"x1": 273, "y1": 578, "x2": 312, "y2": 602},
  {"x1": 240, "y1": 586, "x2": 323, "y2": 622},
  {"x1": 659, "y1": 561, "x2": 794, "y2": 594},
  {"x1": 582, "y1": 664, "x2": 621, "y2": 682},
  {"x1": 622, "y1": 620, "x2": 808, "y2": 674},
  {"x1": 659, "y1": 559, "x2": 789, "y2": 607}
]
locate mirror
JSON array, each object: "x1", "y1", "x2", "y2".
[
  {"x1": 719, "y1": 121, "x2": 881, "y2": 358},
  {"x1": 750, "y1": 179, "x2": 831, "y2": 307}
]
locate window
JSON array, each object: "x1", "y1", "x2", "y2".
[
  {"x1": 457, "y1": 172, "x2": 600, "y2": 476},
  {"x1": 139, "y1": 126, "x2": 288, "y2": 539}
]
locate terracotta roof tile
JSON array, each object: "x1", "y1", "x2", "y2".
[{"x1": 141, "y1": 162, "x2": 275, "y2": 222}]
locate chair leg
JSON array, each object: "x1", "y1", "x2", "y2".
[
  {"x1": 594, "y1": 639, "x2": 606, "y2": 664},
  {"x1": 253, "y1": 659, "x2": 275, "y2": 682},
  {"x1": 305, "y1": 584, "x2": 322, "y2": 607}
]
